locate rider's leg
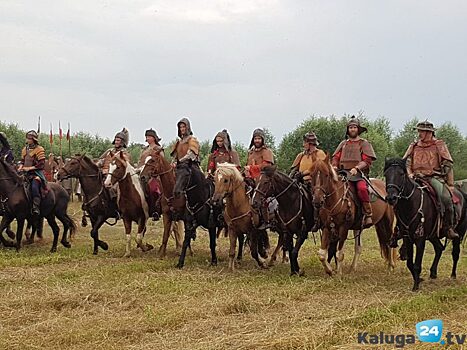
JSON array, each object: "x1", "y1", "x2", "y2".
[
  {"x1": 430, "y1": 178, "x2": 458, "y2": 239},
  {"x1": 356, "y1": 180, "x2": 372, "y2": 228},
  {"x1": 31, "y1": 177, "x2": 41, "y2": 216}
]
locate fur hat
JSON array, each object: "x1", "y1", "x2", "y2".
[{"x1": 249, "y1": 128, "x2": 266, "y2": 149}]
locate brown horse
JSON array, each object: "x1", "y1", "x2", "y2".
[
  {"x1": 140, "y1": 150, "x2": 184, "y2": 257},
  {"x1": 104, "y1": 151, "x2": 153, "y2": 257},
  {"x1": 212, "y1": 163, "x2": 270, "y2": 270},
  {"x1": 308, "y1": 156, "x2": 396, "y2": 275}
]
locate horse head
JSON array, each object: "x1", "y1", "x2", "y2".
[
  {"x1": 57, "y1": 154, "x2": 84, "y2": 180},
  {"x1": 384, "y1": 158, "x2": 408, "y2": 205},
  {"x1": 140, "y1": 151, "x2": 166, "y2": 183},
  {"x1": 174, "y1": 161, "x2": 194, "y2": 199},
  {"x1": 104, "y1": 151, "x2": 128, "y2": 188},
  {"x1": 212, "y1": 163, "x2": 243, "y2": 206},
  {"x1": 307, "y1": 155, "x2": 338, "y2": 208},
  {"x1": 251, "y1": 165, "x2": 277, "y2": 210}
]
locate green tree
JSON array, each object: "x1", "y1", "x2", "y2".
[{"x1": 392, "y1": 117, "x2": 419, "y2": 157}]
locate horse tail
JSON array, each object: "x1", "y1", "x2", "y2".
[
  {"x1": 374, "y1": 207, "x2": 394, "y2": 264},
  {"x1": 65, "y1": 213, "x2": 77, "y2": 238}
]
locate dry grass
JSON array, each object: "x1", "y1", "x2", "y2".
[{"x1": 0, "y1": 202, "x2": 466, "y2": 349}]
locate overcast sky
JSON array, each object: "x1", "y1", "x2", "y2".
[{"x1": 1, "y1": 0, "x2": 466, "y2": 146}]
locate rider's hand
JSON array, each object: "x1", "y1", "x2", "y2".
[
  {"x1": 350, "y1": 167, "x2": 358, "y2": 176},
  {"x1": 17, "y1": 165, "x2": 24, "y2": 171},
  {"x1": 245, "y1": 165, "x2": 250, "y2": 171},
  {"x1": 408, "y1": 173, "x2": 415, "y2": 179}
]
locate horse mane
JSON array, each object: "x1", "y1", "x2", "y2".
[
  {"x1": 216, "y1": 163, "x2": 243, "y2": 183},
  {"x1": 310, "y1": 158, "x2": 338, "y2": 182},
  {"x1": 0, "y1": 158, "x2": 23, "y2": 184},
  {"x1": 384, "y1": 158, "x2": 407, "y2": 173},
  {"x1": 76, "y1": 154, "x2": 99, "y2": 172}
]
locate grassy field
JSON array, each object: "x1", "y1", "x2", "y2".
[{"x1": 0, "y1": 202, "x2": 466, "y2": 350}]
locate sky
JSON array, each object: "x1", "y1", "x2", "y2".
[{"x1": 1, "y1": 0, "x2": 466, "y2": 146}]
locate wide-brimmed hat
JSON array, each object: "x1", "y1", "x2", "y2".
[
  {"x1": 346, "y1": 116, "x2": 367, "y2": 136},
  {"x1": 303, "y1": 132, "x2": 319, "y2": 146},
  {"x1": 413, "y1": 120, "x2": 436, "y2": 132}
]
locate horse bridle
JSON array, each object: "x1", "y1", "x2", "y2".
[{"x1": 384, "y1": 164, "x2": 416, "y2": 200}]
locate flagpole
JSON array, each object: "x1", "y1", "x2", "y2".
[
  {"x1": 37, "y1": 116, "x2": 41, "y2": 133},
  {"x1": 59, "y1": 121, "x2": 63, "y2": 159},
  {"x1": 67, "y1": 123, "x2": 71, "y2": 157},
  {"x1": 49, "y1": 123, "x2": 53, "y2": 155}
]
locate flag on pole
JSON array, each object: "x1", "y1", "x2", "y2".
[
  {"x1": 59, "y1": 121, "x2": 63, "y2": 140},
  {"x1": 66, "y1": 123, "x2": 70, "y2": 141},
  {"x1": 49, "y1": 123, "x2": 53, "y2": 145}
]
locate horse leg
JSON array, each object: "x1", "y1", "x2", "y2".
[
  {"x1": 228, "y1": 227, "x2": 237, "y2": 271},
  {"x1": 291, "y1": 233, "x2": 306, "y2": 276},
  {"x1": 349, "y1": 229, "x2": 362, "y2": 272},
  {"x1": 336, "y1": 231, "x2": 348, "y2": 276},
  {"x1": 429, "y1": 238, "x2": 444, "y2": 279},
  {"x1": 284, "y1": 232, "x2": 296, "y2": 275},
  {"x1": 0, "y1": 216, "x2": 16, "y2": 247},
  {"x1": 14, "y1": 218, "x2": 26, "y2": 252},
  {"x1": 412, "y1": 239, "x2": 426, "y2": 291},
  {"x1": 136, "y1": 219, "x2": 153, "y2": 253},
  {"x1": 237, "y1": 233, "x2": 245, "y2": 261},
  {"x1": 209, "y1": 227, "x2": 218, "y2": 266},
  {"x1": 123, "y1": 219, "x2": 132, "y2": 257},
  {"x1": 56, "y1": 213, "x2": 71, "y2": 248},
  {"x1": 46, "y1": 216, "x2": 60, "y2": 253},
  {"x1": 318, "y1": 228, "x2": 333, "y2": 275},
  {"x1": 268, "y1": 230, "x2": 283, "y2": 266},
  {"x1": 90, "y1": 216, "x2": 108, "y2": 254},
  {"x1": 176, "y1": 220, "x2": 194, "y2": 269},
  {"x1": 451, "y1": 237, "x2": 461, "y2": 279},
  {"x1": 249, "y1": 229, "x2": 267, "y2": 269},
  {"x1": 158, "y1": 213, "x2": 171, "y2": 258}
]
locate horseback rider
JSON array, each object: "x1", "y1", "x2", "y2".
[
  {"x1": 0, "y1": 132, "x2": 14, "y2": 164},
  {"x1": 170, "y1": 118, "x2": 200, "y2": 165},
  {"x1": 207, "y1": 129, "x2": 240, "y2": 177},
  {"x1": 17, "y1": 130, "x2": 47, "y2": 216},
  {"x1": 289, "y1": 132, "x2": 326, "y2": 181},
  {"x1": 98, "y1": 128, "x2": 131, "y2": 175},
  {"x1": 403, "y1": 120, "x2": 459, "y2": 240},
  {"x1": 245, "y1": 128, "x2": 274, "y2": 180},
  {"x1": 332, "y1": 116, "x2": 376, "y2": 228},
  {"x1": 138, "y1": 128, "x2": 164, "y2": 221}
]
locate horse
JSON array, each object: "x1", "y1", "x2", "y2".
[
  {"x1": 308, "y1": 156, "x2": 396, "y2": 276},
  {"x1": 57, "y1": 154, "x2": 120, "y2": 254},
  {"x1": 103, "y1": 151, "x2": 153, "y2": 257},
  {"x1": 212, "y1": 163, "x2": 272, "y2": 270},
  {"x1": 139, "y1": 150, "x2": 185, "y2": 257},
  {"x1": 251, "y1": 166, "x2": 315, "y2": 276},
  {"x1": 384, "y1": 158, "x2": 467, "y2": 291},
  {"x1": 0, "y1": 158, "x2": 76, "y2": 252},
  {"x1": 173, "y1": 161, "x2": 222, "y2": 268}
]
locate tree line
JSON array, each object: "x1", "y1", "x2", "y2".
[{"x1": 1, "y1": 115, "x2": 466, "y2": 180}]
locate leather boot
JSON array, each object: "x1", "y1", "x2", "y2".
[
  {"x1": 152, "y1": 196, "x2": 161, "y2": 221},
  {"x1": 444, "y1": 205, "x2": 459, "y2": 240},
  {"x1": 362, "y1": 201, "x2": 373, "y2": 228},
  {"x1": 32, "y1": 197, "x2": 41, "y2": 216}
]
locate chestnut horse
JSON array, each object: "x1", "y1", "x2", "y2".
[
  {"x1": 140, "y1": 150, "x2": 184, "y2": 257},
  {"x1": 104, "y1": 151, "x2": 153, "y2": 257},
  {"x1": 212, "y1": 163, "x2": 270, "y2": 270},
  {"x1": 308, "y1": 156, "x2": 396, "y2": 275}
]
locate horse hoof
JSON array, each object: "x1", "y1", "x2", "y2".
[
  {"x1": 210, "y1": 260, "x2": 218, "y2": 266},
  {"x1": 6, "y1": 230, "x2": 15, "y2": 240},
  {"x1": 412, "y1": 286, "x2": 420, "y2": 292},
  {"x1": 50, "y1": 248, "x2": 57, "y2": 253},
  {"x1": 99, "y1": 242, "x2": 109, "y2": 251},
  {"x1": 176, "y1": 263, "x2": 184, "y2": 269},
  {"x1": 451, "y1": 275, "x2": 457, "y2": 280},
  {"x1": 23, "y1": 239, "x2": 34, "y2": 246},
  {"x1": 145, "y1": 243, "x2": 154, "y2": 251},
  {"x1": 93, "y1": 251, "x2": 98, "y2": 255},
  {"x1": 61, "y1": 241, "x2": 72, "y2": 248},
  {"x1": 123, "y1": 252, "x2": 131, "y2": 258},
  {"x1": 430, "y1": 274, "x2": 437, "y2": 280}
]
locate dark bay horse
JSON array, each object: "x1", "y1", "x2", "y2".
[
  {"x1": 57, "y1": 154, "x2": 119, "y2": 254},
  {"x1": 0, "y1": 158, "x2": 75, "y2": 252},
  {"x1": 140, "y1": 150, "x2": 184, "y2": 257},
  {"x1": 251, "y1": 166, "x2": 315, "y2": 275},
  {"x1": 212, "y1": 163, "x2": 270, "y2": 270},
  {"x1": 385, "y1": 158, "x2": 467, "y2": 291},
  {"x1": 173, "y1": 161, "x2": 222, "y2": 268},
  {"x1": 308, "y1": 156, "x2": 396, "y2": 276},
  {"x1": 104, "y1": 151, "x2": 153, "y2": 257}
]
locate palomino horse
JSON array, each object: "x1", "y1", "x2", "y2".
[
  {"x1": 173, "y1": 161, "x2": 222, "y2": 268},
  {"x1": 57, "y1": 154, "x2": 120, "y2": 254},
  {"x1": 308, "y1": 156, "x2": 396, "y2": 276},
  {"x1": 104, "y1": 151, "x2": 153, "y2": 257},
  {"x1": 212, "y1": 163, "x2": 270, "y2": 270},
  {"x1": 0, "y1": 158, "x2": 76, "y2": 252},
  {"x1": 140, "y1": 150, "x2": 184, "y2": 257},
  {"x1": 251, "y1": 166, "x2": 315, "y2": 276},
  {"x1": 385, "y1": 158, "x2": 467, "y2": 291}
]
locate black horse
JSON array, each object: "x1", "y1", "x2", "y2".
[
  {"x1": 251, "y1": 166, "x2": 315, "y2": 276},
  {"x1": 57, "y1": 155, "x2": 119, "y2": 255},
  {"x1": 0, "y1": 158, "x2": 76, "y2": 252},
  {"x1": 173, "y1": 161, "x2": 224, "y2": 268},
  {"x1": 384, "y1": 158, "x2": 467, "y2": 291}
]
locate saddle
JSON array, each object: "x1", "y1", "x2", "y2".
[{"x1": 415, "y1": 178, "x2": 441, "y2": 211}]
